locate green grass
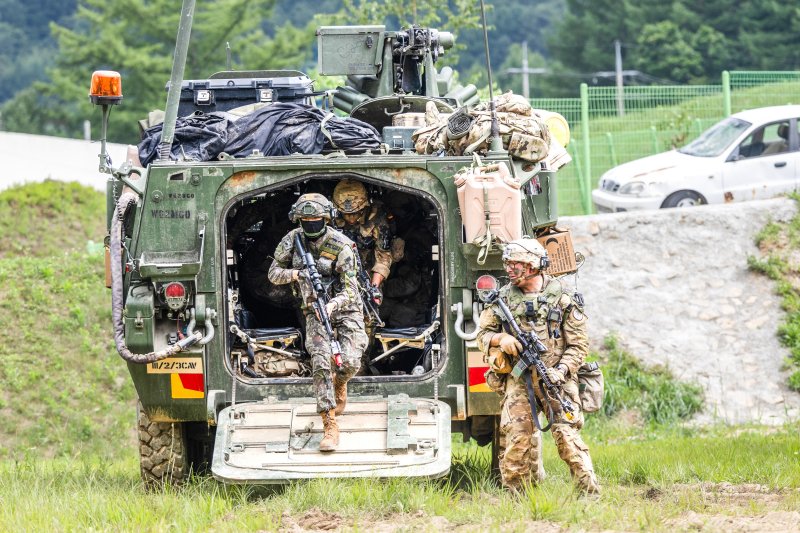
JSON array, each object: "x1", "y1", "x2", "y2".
[
  {"x1": 1, "y1": 180, "x2": 797, "y2": 530},
  {"x1": 0, "y1": 180, "x2": 107, "y2": 259},
  {"x1": 1, "y1": 423, "x2": 798, "y2": 531},
  {"x1": 0, "y1": 181, "x2": 134, "y2": 459},
  {"x1": 596, "y1": 335, "x2": 703, "y2": 425},
  {"x1": 749, "y1": 195, "x2": 800, "y2": 390}
]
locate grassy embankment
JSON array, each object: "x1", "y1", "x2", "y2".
[
  {"x1": 749, "y1": 194, "x2": 800, "y2": 390},
  {"x1": 0, "y1": 181, "x2": 135, "y2": 459},
  {"x1": 1, "y1": 181, "x2": 798, "y2": 531}
]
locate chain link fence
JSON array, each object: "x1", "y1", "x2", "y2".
[{"x1": 543, "y1": 71, "x2": 800, "y2": 216}]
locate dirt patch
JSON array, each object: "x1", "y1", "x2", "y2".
[
  {"x1": 276, "y1": 509, "x2": 564, "y2": 532},
  {"x1": 665, "y1": 483, "x2": 799, "y2": 532},
  {"x1": 279, "y1": 509, "x2": 343, "y2": 532},
  {"x1": 680, "y1": 482, "x2": 787, "y2": 506},
  {"x1": 667, "y1": 510, "x2": 800, "y2": 532}
]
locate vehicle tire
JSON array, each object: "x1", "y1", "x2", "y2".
[
  {"x1": 661, "y1": 190, "x2": 706, "y2": 208},
  {"x1": 137, "y1": 401, "x2": 189, "y2": 488}
]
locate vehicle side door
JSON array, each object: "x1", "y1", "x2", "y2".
[{"x1": 721, "y1": 119, "x2": 799, "y2": 202}]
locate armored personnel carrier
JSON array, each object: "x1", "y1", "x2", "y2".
[{"x1": 91, "y1": 4, "x2": 573, "y2": 485}]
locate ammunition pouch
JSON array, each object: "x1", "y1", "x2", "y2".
[
  {"x1": 577, "y1": 361, "x2": 604, "y2": 413},
  {"x1": 484, "y1": 368, "x2": 507, "y2": 395}
]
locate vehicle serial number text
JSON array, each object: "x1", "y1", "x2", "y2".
[
  {"x1": 146, "y1": 357, "x2": 203, "y2": 374},
  {"x1": 151, "y1": 209, "x2": 192, "y2": 219}
]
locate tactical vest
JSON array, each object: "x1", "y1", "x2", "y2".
[
  {"x1": 289, "y1": 227, "x2": 352, "y2": 296},
  {"x1": 493, "y1": 278, "x2": 578, "y2": 366}
]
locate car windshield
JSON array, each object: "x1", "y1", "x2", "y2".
[{"x1": 678, "y1": 117, "x2": 751, "y2": 157}]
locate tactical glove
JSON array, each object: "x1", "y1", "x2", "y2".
[
  {"x1": 498, "y1": 333, "x2": 523, "y2": 357},
  {"x1": 545, "y1": 365, "x2": 566, "y2": 386},
  {"x1": 325, "y1": 301, "x2": 338, "y2": 318}
]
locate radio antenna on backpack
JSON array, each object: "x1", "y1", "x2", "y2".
[{"x1": 479, "y1": 0, "x2": 504, "y2": 154}]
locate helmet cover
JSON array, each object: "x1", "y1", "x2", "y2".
[
  {"x1": 332, "y1": 179, "x2": 369, "y2": 214},
  {"x1": 502, "y1": 238, "x2": 548, "y2": 267}
]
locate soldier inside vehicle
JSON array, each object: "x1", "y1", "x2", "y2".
[{"x1": 225, "y1": 177, "x2": 442, "y2": 379}]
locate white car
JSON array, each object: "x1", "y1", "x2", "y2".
[{"x1": 592, "y1": 105, "x2": 800, "y2": 212}]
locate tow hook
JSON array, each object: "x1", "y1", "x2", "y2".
[
  {"x1": 451, "y1": 301, "x2": 480, "y2": 340},
  {"x1": 185, "y1": 307, "x2": 217, "y2": 348}
]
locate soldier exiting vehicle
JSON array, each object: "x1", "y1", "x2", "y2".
[
  {"x1": 476, "y1": 239, "x2": 600, "y2": 494},
  {"x1": 267, "y1": 193, "x2": 367, "y2": 451},
  {"x1": 332, "y1": 179, "x2": 403, "y2": 303}
]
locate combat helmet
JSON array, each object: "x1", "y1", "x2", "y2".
[
  {"x1": 288, "y1": 193, "x2": 334, "y2": 222},
  {"x1": 502, "y1": 238, "x2": 550, "y2": 270},
  {"x1": 333, "y1": 179, "x2": 369, "y2": 214}
]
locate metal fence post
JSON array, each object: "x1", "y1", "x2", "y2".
[
  {"x1": 580, "y1": 83, "x2": 591, "y2": 214},
  {"x1": 722, "y1": 70, "x2": 731, "y2": 117}
]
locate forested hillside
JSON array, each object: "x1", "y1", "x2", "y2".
[{"x1": 2, "y1": 0, "x2": 800, "y2": 142}]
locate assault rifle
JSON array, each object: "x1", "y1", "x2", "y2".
[
  {"x1": 476, "y1": 275, "x2": 575, "y2": 431},
  {"x1": 352, "y1": 244, "x2": 385, "y2": 327},
  {"x1": 294, "y1": 233, "x2": 343, "y2": 368}
]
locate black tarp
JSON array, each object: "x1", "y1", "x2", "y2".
[
  {"x1": 138, "y1": 103, "x2": 382, "y2": 166},
  {"x1": 138, "y1": 111, "x2": 230, "y2": 167}
]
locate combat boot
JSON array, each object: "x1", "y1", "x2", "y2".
[
  {"x1": 333, "y1": 375, "x2": 348, "y2": 415},
  {"x1": 577, "y1": 472, "x2": 601, "y2": 496},
  {"x1": 319, "y1": 409, "x2": 339, "y2": 451}
]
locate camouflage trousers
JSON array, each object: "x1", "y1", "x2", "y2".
[
  {"x1": 499, "y1": 372, "x2": 599, "y2": 493},
  {"x1": 305, "y1": 310, "x2": 367, "y2": 413}
]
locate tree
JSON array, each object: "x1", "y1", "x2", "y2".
[
  {"x1": 632, "y1": 21, "x2": 704, "y2": 83},
  {"x1": 0, "y1": 0, "x2": 77, "y2": 106},
  {"x1": 550, "y1": 0, "x2": 800, "y2": 86},
  {"x1": 1, "y1": 0, "x2": 312, "y2": 143}
]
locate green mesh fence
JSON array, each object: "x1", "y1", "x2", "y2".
[
  {"x1": 531, "y1": 97, "x2": 583, "y2": 217},
  {"x1": 534, "y1": 71, "x2": 800, "y2": 216},
  {"x1": 729, "y1": 71, "x2": 800, "y2": 112},
  {"x1": 582, "y1": 85, "x2": 724, "y2": 213}
]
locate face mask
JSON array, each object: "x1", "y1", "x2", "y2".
[{"x1": 300, "y1": 219, "x2": 326, "y2": 238}]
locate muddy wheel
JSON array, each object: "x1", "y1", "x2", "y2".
[{"x1": 137, "y1": 401, "x2": 189, "y2": 487}]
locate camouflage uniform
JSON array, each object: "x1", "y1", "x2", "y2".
[
  {"x1": 476, "y1": 278, "x2": 599, "y2": 493},
  {"x1": 333, "y1": 203, "x2": 398, "y2": 281},
  {"x1": 268, "y1": 226, "x2": 366, "y2": 413}
]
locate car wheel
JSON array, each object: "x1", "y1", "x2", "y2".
[{"x1": 661, "y1": 190, "x2": 706, "y2": 208}]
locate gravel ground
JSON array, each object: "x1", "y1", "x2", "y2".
[{"x1": 561, "y1": 198, "x2": 800, "y2": 425}]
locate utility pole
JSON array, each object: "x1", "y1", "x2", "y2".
[
  {"x1": 506, "y1": 41, "x2": 547, "y2": 99},
  {"x1": 615, "y1": 39, "x2": 625, "y2": 116}
]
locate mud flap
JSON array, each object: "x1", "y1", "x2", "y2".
[{"x1": 211, "y1": 393, "x2": 451, "y2": 483}]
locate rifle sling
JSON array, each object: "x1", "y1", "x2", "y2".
[
  {"x1": 524, "y1": 370, "x2": 552, "y2": 432},
  {"x1": 501, "y1": 321, "x2": 557, "y2": 431}
]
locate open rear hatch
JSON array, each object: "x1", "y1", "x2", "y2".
[{"x1": 212, "y1": 394, "x2": 451, "y2": 482}]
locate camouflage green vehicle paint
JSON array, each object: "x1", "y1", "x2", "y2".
[
  {"x1": 97, "y1": 12, "x2": 565, "y2": 481},
  {"x1": 118, "y1": 156, "x2": 557, "y2": 423}
]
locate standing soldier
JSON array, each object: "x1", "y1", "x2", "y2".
[
  {"x1": 476, "y1": 238, "x2": 600, "y2": 494},
  {"x1": 332, "y1": 179, "x2": 402, "y2": 302},
  {"x1": 268, "y1": 193, "x2": 367, "y2": 451}
]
